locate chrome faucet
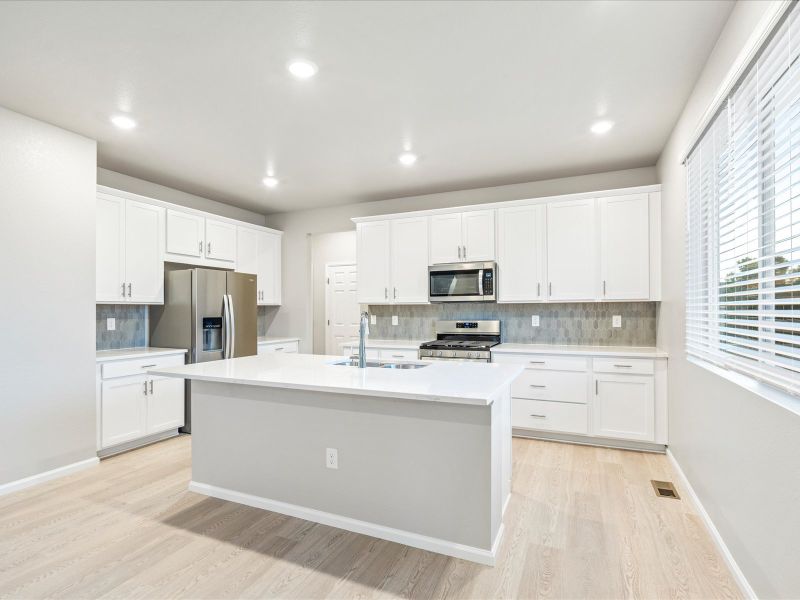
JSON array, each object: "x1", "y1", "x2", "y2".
[{"x1": 358, "y1": 311, "x2": 370, "y2": 368}]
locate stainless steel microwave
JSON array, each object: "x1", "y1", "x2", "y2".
[{"x1": 428, "y1": 262, "x2": 496, "y2": 302}]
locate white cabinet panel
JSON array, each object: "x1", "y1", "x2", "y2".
[
  {"x1": 357, "y1": 221, "x2": 391, "y2": 303},
  {"x1": 600, "y1": 194, "x2": 649, "y2": 299},
  {"x1": 462, "y1": 209, "x2": 495, "y2": 261},
  {"x1": 101, "y1": 377, "x2": 147, "y2": 448},
  {"x1": 96, "y1": 194, "x2": 126, "y2": 303},
  {"x1": 258, "y1": 232, "x2": 281, "y2": 305},
  {"x1": 166, "y1": 209, "x2": 204, "y2": 258},
  {"x1": 258, "y1": 340, "x2": 299, "y2": 354},
  {"x1": 125, "y1": 200, "x2": 164, "y2": 304},
  {"x1": 546, "y1": 199, "x2": 597, "y2": 301},
  {"x1": 236, "y1": 227, "x2": 259, "y2": 276},
  {"x1": 205, "y1": 218, "x2": 236, "y2": 263},
  {"x1": 390, "y1": 217, "x2": 429, "y2": 303},
  {"x1": 497, "y1": 205, "x2": 545, "y2": 302},
  {"x1": 429, "y1": 213, "x2": 462, "y2": 264},
  {"x1": 513, "y1": 398, "x2": 588, "y2": 434},
  {"x1": 511, "y1": 369, "x2": 588, "y2": 404},
  {"x1": 593, "y1": 374, "x2": 655, "y2": 442},
  {"x1": 146, "y1": 376, "x2": 185, "y2": 434}
]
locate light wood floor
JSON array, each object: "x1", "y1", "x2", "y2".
[{"x1": 0, "y1": 435, "x2": 741, "y2": 599}]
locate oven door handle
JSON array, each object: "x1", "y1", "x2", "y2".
[{"x1": 478, "y1": 269, "x2": 484, "y2": 296}]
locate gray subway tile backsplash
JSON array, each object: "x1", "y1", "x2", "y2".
[
  {"x1": 96, "y1": 304, "x2": 147, "y2": 350},
  {"x1": 367, "y1": 302, "x2": 657, "y2": 346}
]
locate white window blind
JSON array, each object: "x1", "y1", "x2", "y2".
[{"x1": 686, "y1": 3, "x2": 800, "y2": 396}]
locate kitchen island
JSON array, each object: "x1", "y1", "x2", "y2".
[{"x1": 150, "y1": 353, "x2": 522, "y2": 565}]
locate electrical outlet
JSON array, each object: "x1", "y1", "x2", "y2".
[
  {"x1": 612, "y1": 315, "x2": 622, "y2": 328},
  {"x1": 326, "y1": 447, "x2": 338, "y2": 469},
  {"x1": 370, "y1": 314, "x2": 377, "y2": 325},
  {"x1": 392, "y1": 315, "x2": 399, "y2": 326},
  {"x1": 107, "y1": 317, "x2": 116, "y2": 331},
  {"x1": 531, "y1": 315, "x2": 540, "y2": 327}
]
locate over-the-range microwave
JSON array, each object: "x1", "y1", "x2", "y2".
[{"x1": 428, "y1": 262, "x2": 496, "y2": 302}]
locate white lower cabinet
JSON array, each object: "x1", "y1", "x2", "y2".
[
  {"x1": 592, "y1": 374, "x2": 655, "y2": 442},
  {"x1": 257, "y1": 340, "x2": 299, "y2": 355},
  {"x1": 512, "y1": 398, "x2": 588, "y2": 434},
  {"x1": 147, "y1": 376, "x2": 186, "y2": 433},
  {"x1": 101, "y1": 377, "x2": 148, "y2": 448}
]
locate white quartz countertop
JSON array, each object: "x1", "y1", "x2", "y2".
[
  {"x1": 148, "y1": 353, "x2": 523, "y2": 406},
  {"x1": 257, "y1": 336, "x2": 300, "y2": 345},
  {"x1": 340, "y1": 339, "x2": 425, "y2": 350},
  {"x1": 492, "y1": 343, "x2": 668, "y2": 358},
  {"x1": 96, "y1": 347, "x2": 187, "y2": 363}
]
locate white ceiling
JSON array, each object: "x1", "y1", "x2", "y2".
[{"x1": 0, "y1": 1, "x2": 733, "y2": 214}]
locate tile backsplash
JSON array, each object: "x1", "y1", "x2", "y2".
[
  {"x1": 96, "y1": 304, "x2": 147, "y2": 350},
  {"x1": 367, "y1": 302, "x2": 657, "y2": 346}
]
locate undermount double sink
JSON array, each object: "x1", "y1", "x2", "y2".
[{"x1": 334, "y1": 358, "x2": 429, "y2": 370}]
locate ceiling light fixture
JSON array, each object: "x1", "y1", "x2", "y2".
[
  {"x1": 262, "y1": 176, "x2": 279, "y2": 188},
  {"x1": 110, "y1": 114, "x2": 137, "y2": 130},
  {"x1": 398, "y1": 152, "x2": 418, "y2": 166},
  {"x1": 590, "y1": 120, "x2": 614, "y2": 135},
  {"x1": 287, "y1": 60, "x2": 318, "y2": 79}
]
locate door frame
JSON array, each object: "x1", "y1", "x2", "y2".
[{"x1": 325, "y1": 262, "x2": 358, "y2": 355}]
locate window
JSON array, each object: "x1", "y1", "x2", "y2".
[{"x1": 686, "y1": 4, "x2": 800, "y2": 396}]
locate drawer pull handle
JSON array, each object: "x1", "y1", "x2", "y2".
[
  {"x1": 140, "y1": 364, "x2": 157, "y2": 368},
  {"x1": 529, "y1": 361, "x2": 546, "y2": 365},
  {"x1": 528, "y1": 384, "x2": 547, "y2": 388},
  {"x1": 614, "y1": 364, "x2": 633, "y2": 368},
  {"x1": 274, "y1": 347, "x2": 284, "y2": 351},
  {"x1": 391, "y1": 354, "x2": 404, "y2": 358},
  {"x1": 529, "y1": 414, "x2": 547, "y2": 419}
]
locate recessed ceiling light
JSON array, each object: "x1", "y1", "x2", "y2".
[
  {"x1": 287, "y1": 60, "x2": 318, "y2": 79},
  {"x1": 110, "y1": 114, "x2": 137, "y2": 130},
  {"x1": 262, "y1": 176, "x2": 279, "y2": 188},
  {"x1": 398, "y1": 152, "x2": 418, "y2": 166},
  {"x1": 590, "y1": 120, "x2": 614, "y2": 135}
]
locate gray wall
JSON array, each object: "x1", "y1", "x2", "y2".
[
  {"x1": 98, "y1": 167, "x2": 266, "y2": 226},
  {"x1": 0, "y1": 106, "x2": 97, "y2": 485},
  {"x1": 656, "y1": 1, "x2": 800, "y2": 597},
  {"x1": 266, "y1": 166, "x2": 658, "y2": 351},
  {"x1": 368, "y1": 302, "x2": 656, "y2": 346}
]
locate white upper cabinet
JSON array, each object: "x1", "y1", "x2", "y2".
[
  {"x1": 391, "y1": 217, "x2": 429, "y2": 303},
  {"x1": 124, "y1": 200, "x2": 164, "y2": 303},
  {"x1": 546, "y1": 199, "x2": 598, "y2": 301},
  {"x1": 96, "y1": 193, "x2": 164, "y2": 304},
  {"x1": 258, "y1": 231, "x2": 282, "y2": 305},
  {"x1": 235, "y1": 226, "x2": 259, "y2": 276},
  {"x1": 497, "y1": 205, "x2": 546, "y2": 302},
  {"x1": 357, "y1": 220, "x2": 391, "y2": 303},
  {"x1": 205, "y1": 218, "x2": 236, "y2": 263},
  {"x1": 461, "y1": 210, "x2": 495, "y2": 262},
  {"x1": 165, "y1": 209, "x2": 204, "y2": 259},
  {"x1": 599, "y1": 194, "x2": 650, "y2": 300},
  {"x1": 96, "y1": 194, "x2": 126, "y2": 303},
  {"x1": 429, "y1": 210, "x2": 495, "y2": 264}
]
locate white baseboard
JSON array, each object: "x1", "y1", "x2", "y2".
[
  {"x1": 0, "y1": 456, "x2": 99, "y2": 497},
  {"x1": 189, "y1": 480, "x2": 501, "y2": 566},
  {"x1": 666, "y1": 450, "x2": 756, "y2": 599}
]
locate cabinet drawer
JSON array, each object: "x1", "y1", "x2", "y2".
[
  {"x1": 379, "y1": 348, "x2": 419, "y2": 361},
  {"x1": 592, "y1": 358, "x2": 654, "y2": 375},
  {"x1": 493, "y1": 353, "x2": 588, "y2": 372},
  {"x1": 259, "y1": 341, "x2": 299, "y2": 354},
  {"x1": 511, "y1": 369, "x2": 588, "y2": 404},
  {"x1": 512, "y1": 398, "x2": 588, "y2": 434},
  {"x1": 101, "y1": 353, "x2": 185, "y2": 380}
]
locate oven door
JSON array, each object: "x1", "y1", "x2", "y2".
[{"x1": 428, "y1": 262, "x2": 494, "y2": 302}]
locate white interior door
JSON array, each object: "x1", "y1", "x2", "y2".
[
  {"x1": 600, "y1": 194, "x2": 650, "y2": 299},
  {"x1": 124, "y1": 200, "x2": 164, "y2": 303},
  {"x1": 497, "y1": 205, "x2": 545, "y2": 301},
  {"x1": 96, "y1": 194, "x2": 125, "y2": 303},
  {"x1": 205, "y1": 218, "x2": 236, "y2": 263},
  {"x1": 429, "y1": 213, "x2": 462, "y2": 264},
  {"x1": 461, "y1": 209, "x2": 495, "y2": 261},
  {"x1": 326, "y1": 263, "x2": 360, "y2": 355},
  {"x1": 166, "y1": 209, "x2": 204, "y2": 258},
  {"x1": 356, "y1": 221, "x2": 391, "y2": 303},
  {"x1": 390, "y1": 217, "x2": 429, "y2": 303},
  {"x1": 546, "y1": 199, "x2": 598, "y2": 300}
]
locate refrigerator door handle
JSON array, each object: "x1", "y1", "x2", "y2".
[
  {"x1": 222, "y1": 294, "x2": 231, "y2": 358},
  {"x1": 228, "y1": 294, "x2": 236, "y2": 357}
]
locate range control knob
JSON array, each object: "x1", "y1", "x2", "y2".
[{"x1": 436, "y1": 351, "x2": 443, "y2": 357}]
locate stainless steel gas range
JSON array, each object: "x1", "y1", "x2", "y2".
[{"x1": 418, "y1": 320, "x2": 500, "y2": 362}]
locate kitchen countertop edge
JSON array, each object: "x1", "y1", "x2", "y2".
[{"x1": 96, "y1": 347, "x2": 188, "y2": 363}]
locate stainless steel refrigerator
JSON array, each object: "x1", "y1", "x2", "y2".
[{"x1": 149, "y1": 268, "x2": 258, "y2": 432}]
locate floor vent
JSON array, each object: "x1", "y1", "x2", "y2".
[{"x1": 651, "y1": 480, "x2": 680, "y2": 499}]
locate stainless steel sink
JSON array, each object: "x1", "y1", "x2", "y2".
[
  {"x1": 380, "y1": 362, "x2": 429, "y2": 369},
  {"x1": 332, "y1": 358, "x2": 429, "y2": 369}
]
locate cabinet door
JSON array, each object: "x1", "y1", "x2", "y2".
[
  {"x1": 166, "y1": 209, "x2": 204, "y2": 258},
  {"x1": 258, "y1": 232, "x2": 281, "y2": 305},
  {"x1": 205, "y1": 218, "x2": 236, "y2": 263},
  {"x1": 390, "y1": 217, "x2": 429, "y2": 303},
  {"x1": 357, "y1": 221, "x2": 391, "y2": 303},
  {"x1": 593, "y1": 375, "x2": 655, "y2": 441},
  {"x1": 546, "y1": 199, "x2": 598, "y2": 300},
  {"x1": 101, "y1": 377, "x2": 147, "y2": 448},
  {"x1": 125, "y1": 200, "x2": 164, "y2": 304},
  {"x1": 146, "y1": 376, "x2": 185, "y2": 434},
  {"x1": 236, "y1": 227, "x2": 260, "y2": 277},
  {"x1": 96, "y1": 194, "x2": 126, "y2": 303},
  {"x1": 461, "y1": 210, "x2": 495, "y2": 262},
  {"x1": 429, "y1": 213, "x2": 462, "y2": 264},
  {"x1": 497, "y1": 205, "x2": 545, "y2": 302},
  {"x1": 600, "y1": 194, "x2": 650, "y2": 299}
]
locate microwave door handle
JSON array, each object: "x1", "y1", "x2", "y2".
[{"x1": 478, "y1": 269, "x2": 484, "y2": 296}]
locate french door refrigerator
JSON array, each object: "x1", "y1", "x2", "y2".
[{"x1": 149, "y1": 268, "x2": 257, "y2": 432}]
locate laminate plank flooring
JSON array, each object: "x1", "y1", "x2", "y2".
[{"x1": 0, "y1": 436, "x2": 741, "y2": 599}]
